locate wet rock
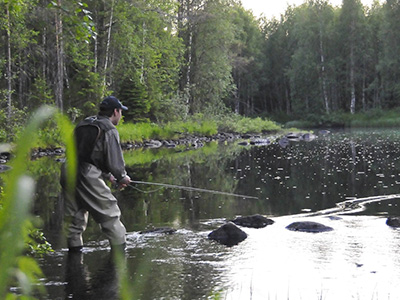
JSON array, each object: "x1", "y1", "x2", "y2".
[
  {"x1": 208, "y1": 222, "x2": 247, "y2": 246},
  {"x1": 231, "y1": 214, "x2": 274, "y2": 228},
  {"x1": 250, "y1": 138, "x2": 270, "y2": 146},
  {"x1": 286, "y1": 132, "x2": 303, "y2": 141},
  {"x1": 286, "y1": 221, "x2": 333, "y2": 233},
  {"x1": 386, "y1": 217, "x2": 400, "y2": 228},
  {"x1": 139, "y1": 227, "x2": 177, "y2": 234},
  {"x1": 241, "y1": 134, "x2": 253, "y2": 139},
  {"x1": 0, "y1": 152, "x2": 11, "y2": 161},
  {"x1": 54, "y1": 148, "x2": 64, "y2": 155},
  {"x1": 238, "y1": 141, "x2": 249, "y2": 146},
  {"x1": 191, "y1": 140, "x2": 204, "y2": 148},
  {"x1": 145, "y1": 140, "x2": 162, "y2": 149},
  {"x1": 162, "y1": 140, "x2": 176, "y2": 148}
]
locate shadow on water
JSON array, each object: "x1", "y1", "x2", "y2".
[{"x1": 7, "y1": 128, "x2": 400, "y2": 299}]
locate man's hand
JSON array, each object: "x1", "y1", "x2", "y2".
[
  {"x1": 109, "y1": 174, "x2": 117, "y2": 185},
  {"x1": 118, "y1": 175, "x2": 131, "y2": 190}
]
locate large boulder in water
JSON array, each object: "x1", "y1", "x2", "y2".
[
  {"x1": 286, "y1": 221, "x2": 333, "y2": 233},
  {"x1": 386, "y1": 217, "x2": 400, "y2": 228},
  {"x1": 208, "y1": 222, "x2": 247, "y2": 246},
  {"x1": 231, "y1": 214, "x2": 274, "y2": 228}
]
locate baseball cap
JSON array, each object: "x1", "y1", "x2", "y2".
[{"x1": 100, "y1": 96, "x2": 128, "y2": 111}]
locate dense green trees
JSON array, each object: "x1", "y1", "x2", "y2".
[{"x1": 1, "y1": 0, "x2": 400, "y2": 134}]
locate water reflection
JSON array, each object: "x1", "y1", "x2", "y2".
[{"x1": 65, "y1": 251, "x2": 119, "y2": 300}]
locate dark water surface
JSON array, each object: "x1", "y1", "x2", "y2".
[{"x1": 30, "y1": 129, "x2": 400, "y2": 299}]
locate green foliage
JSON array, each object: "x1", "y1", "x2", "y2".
[
  {"x1": 25, "y1": 228, "x2": 54, "y2": 257},
  {"x1": 217, "y1": 114, "x2": 280, "y2": 134},
  {"x1": 0, "y1": 107, "x2": 28, "y2": 143},
  {"x1": 0, "y1": 106, "x2": 56, "y2": 298},
  {"x1": 119, "y1": 76, "x2": 150, "y2": 122},
  {"x1": 29, "y1": 76, "x2": 55, "y2": 108},
  {"x1": 118, "y1": 122, "x2": 163, "y2": 142},
  {"x1": 151, "y1": 89, "x2": 190, "y2": 123},
  {"x1": 0, "y1": 106, "x2": 76, "y2": 299},
  {"x1": 117, "y1": 115, "x2": 219, "y2": 142}
]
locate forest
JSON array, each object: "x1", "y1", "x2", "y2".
[{"x1": 1, "y1": 0, "x2": 400, "y2": 139}]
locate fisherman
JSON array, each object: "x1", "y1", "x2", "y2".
[{"x1": 62, "y1": 96, "x2": 131, "y2": 252}]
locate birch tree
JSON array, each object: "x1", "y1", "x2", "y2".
[{"x1": 339, "y1": 0, "x2": 365, "y2": 114}]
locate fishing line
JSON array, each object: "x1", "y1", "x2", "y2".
[
  {"x1": 128, "y1": 180, "x2": 258, "y2": 199},
  {"x1": 128, "y1": 184, "x2": 165, "y2": 194}
]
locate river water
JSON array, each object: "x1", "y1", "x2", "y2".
[{"x1": 29, "y1": 129, "x2": 400, "y2": 299}]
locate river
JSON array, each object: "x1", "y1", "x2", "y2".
[{"x1": 27, "y1": 128, "x2": 400, "y2": 299}]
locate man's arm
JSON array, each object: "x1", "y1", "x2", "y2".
[{"x1": 104, "y1": 129, "x2": 131, "y2": 187}]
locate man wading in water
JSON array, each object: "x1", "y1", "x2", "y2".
[{"x1": 62, "y1": 96, "x2": 131, "y2": 253}]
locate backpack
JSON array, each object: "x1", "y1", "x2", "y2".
[
  {"x1": 74, "y1": 116, "x2": 115, "y2": 171},
  {"x1": 75, "y1": 116, "x2": 103, "y2": 166}
]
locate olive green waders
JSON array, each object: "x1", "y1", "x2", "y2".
[{"x1": 64, "y1": 163, "x2": 126, "y2": 248}]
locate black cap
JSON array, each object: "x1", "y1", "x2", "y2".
[{"x1": 100, "y1": 96, "x2": 128, "y2": 111}]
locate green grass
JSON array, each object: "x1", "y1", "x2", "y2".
[{"x1": 118, "y1": 114, "x2": 280, "y2": 143}]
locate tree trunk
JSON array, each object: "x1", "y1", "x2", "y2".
[
  {"x1": 361, "y1": 67, "x2": 366, "y2": 111},
  {"x1": 319, "y1": 24, "x2": 330, "y2": 114},
  {"x1": 102, "y1": 0, "x2": 115, "y2": 96},
  {"x1": 6, "y1": 3, "x2": 12, "y2": 120},
  {"x1": 285, "y1": 85, "x2": 291, "y2": 115},
  {"x1": 234, "y1": 77, "x2": 240, "y2": 114},
  {"x1": 55, "y1": 0, "x2": 64, "y2": 112},
  {"x1": 349, "y1": 20, "x2": 356, "y2": 115},
  {"x1": 350, "y1": 43, "x2": 356, "y2": 114}
]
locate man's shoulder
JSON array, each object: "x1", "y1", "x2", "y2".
[{"x1": 77, "y1": 115, "x2": 115, "y2": 131}]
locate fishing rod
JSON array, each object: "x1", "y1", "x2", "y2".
[{"x1": 128, "y1": 180, "x2": 258, "y2": 200}]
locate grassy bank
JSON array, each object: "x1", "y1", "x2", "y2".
[
  {"x1": 118, "y1": 114, "x2": 281, "y2": 143},
  {"x1": 0, "y1": 113, "x2": 281, "y2": 149}
]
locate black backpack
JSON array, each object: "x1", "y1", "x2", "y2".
[{"x1": 74, "y1": 116, "x2": 103, "y2": 166}]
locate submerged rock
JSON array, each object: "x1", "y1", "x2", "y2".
[
  {"x1": 231, "y1": 214, "x2": 274, "y2": 228},
  {"x1": 286, "y1": 221, "x2": 333, "y2": 233},
  {"x1": 139, "y1": 227, "x2": 177, "y2": 234},
  {"x1": 208, "y1": 222, "x2": 247, "y2": 246},
  {"x1": 386, "y1": 217, "x2": 400, "y2": 228}
]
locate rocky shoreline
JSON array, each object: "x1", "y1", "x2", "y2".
[{"x1": 0, "y1": 130, "x2": 324, "y2": 165}]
